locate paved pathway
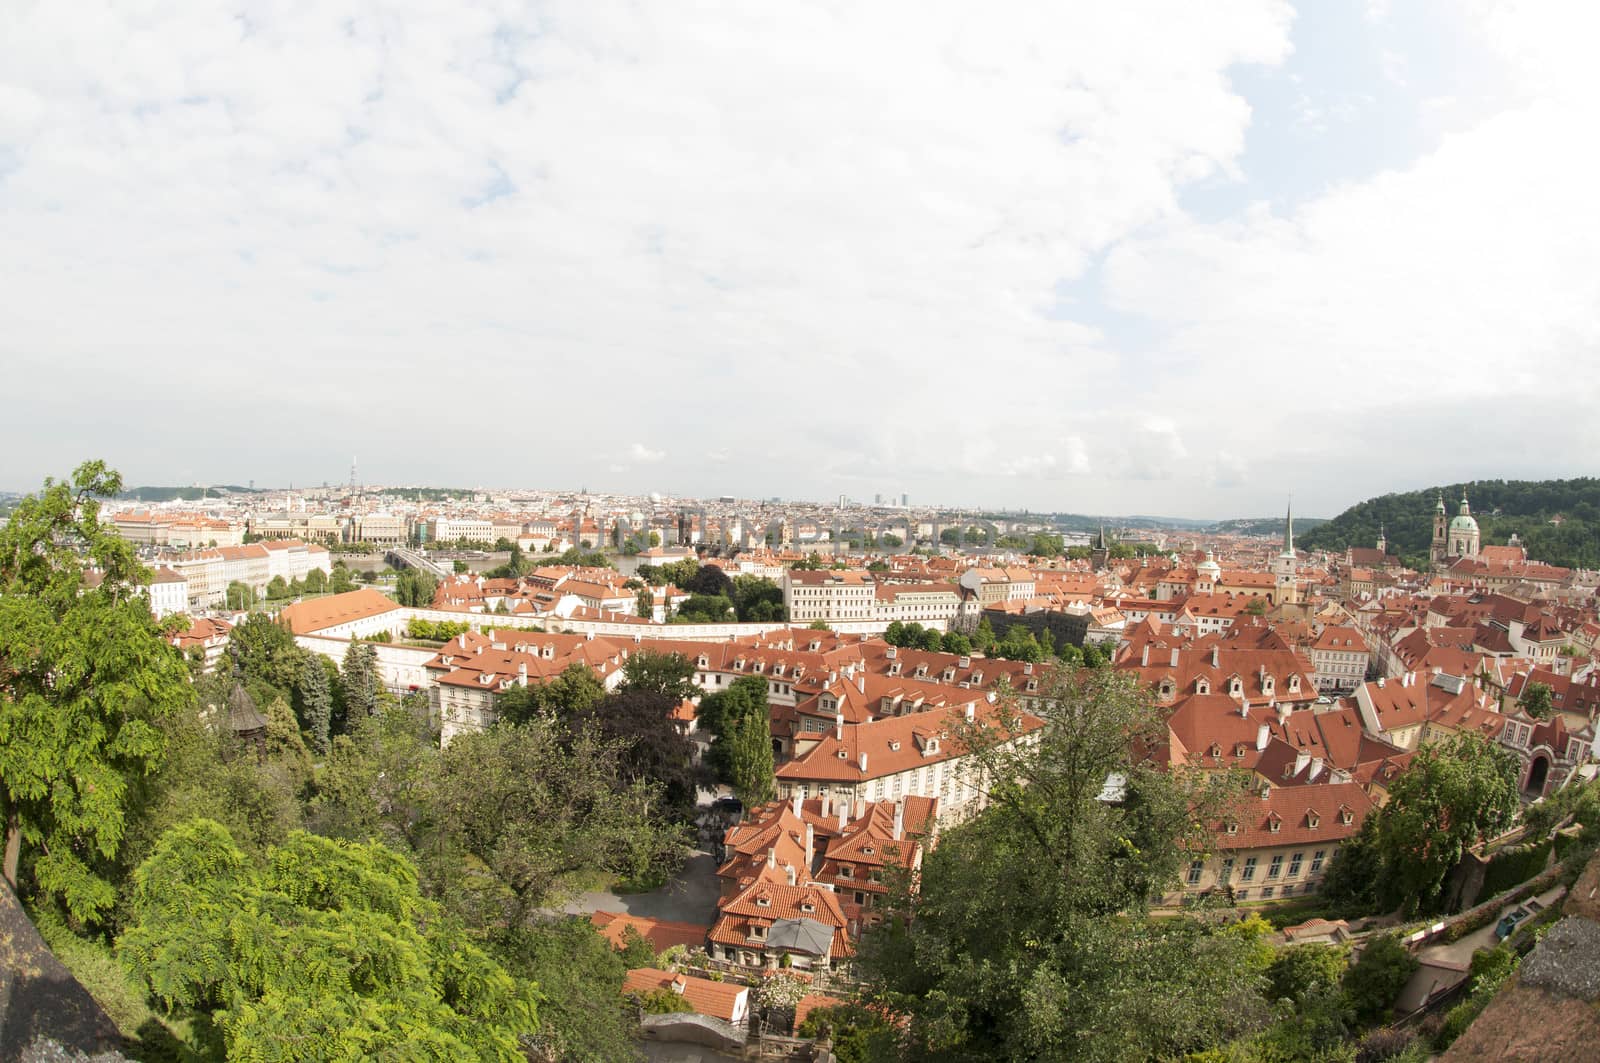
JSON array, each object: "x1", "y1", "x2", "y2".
[
  {"x1": 561, "y1": 850, "x2": 721, "y2": 927},
  {"x1": 1421, "y1": 884, "x2": 1566, "y2": 966}
]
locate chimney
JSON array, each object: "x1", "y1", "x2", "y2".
[
  {"x1": 821, "y1": 794, "x2": 832, "y2": 818},
  {"x1": 805, "y1": 823, "x2": 814, "y2": 868},
  {"x1": 835, "y1": 713, "x2": 845, "y2": 740},
  {"x1": 859, "y1": 752, "x2": 868, "y2": 773},
  {"x1": 1170, "y1": 647, "x2": 1179, "y2": 668},
  {"x1": 1141, "y1": 645, "x2": 1149, "y2": 667},
  {"x1": 517, "y1": 661, "x2": 527, "y2": 687},
  {"x1": 1307, "y1": 756, "x2": 1324, "y2": 781},
  {"x1": 767, "y1": 847, "x2": 776, "y2": 869},
  {"x1": 1256, "y1": 723, "x2": 1270, "y2": 751},
  {"x1": 858, "y1": 672, "x2": 866, "y2": 695},
  {"x1": 839, "y1": 802, "x2": 849, "y2": 831},
  {"x1": 854, "y1": 798, "x2": 866, "y2": 820},
  {"x1": 784, "y1": 863, "x2": 797, "y2": 886},
  {"x1": 1275, "y1": 701, "x2": 1288, "y2": 723},
  {"x1": 893, "y1": 800, "x2": 904, "y2": 840},
  {"x1": 965, "y1": 702, "x2": 976, "y2": 722},
  {"x1": 1211, "y1": 645, "x2": 1220, "y2": 668},
  {"x1": 791, "y1": 793, "x2": 802, "y2": 817},
  {"x1": 1293, "y1": 750, "x2": 1310, "y2": 776}
]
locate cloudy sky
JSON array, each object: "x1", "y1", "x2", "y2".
[{"x1": 3, "y1": 1, "x2": 1597, "y2": 518}]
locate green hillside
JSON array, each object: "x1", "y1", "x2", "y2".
[
  {"x1": 1211, "y1": 516, "x2": 1329, "y2": 537},
  {"x1": 1300, "y1": 478, "x2": 1600, "y2": 569}
]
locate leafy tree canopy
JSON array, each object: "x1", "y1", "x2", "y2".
[
  {"x1": 0, "y1": 460, "x2": 194, "y2": 922},
  {"x1": 118, "y1": 819, "x2": 538, "y2": 1061}
]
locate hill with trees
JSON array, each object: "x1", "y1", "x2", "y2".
[{"x1": 1300, "y1": 478, "x2": 1600, "y2": 569}]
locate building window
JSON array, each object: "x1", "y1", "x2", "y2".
[
  {"x1": 1241, "y1": 857, "x2": 1257, "y2": 882},
  {"x1": 1221, "y1": 858, "x2": 1234, "y2": 882},
  {"x1": 1186, "y1": 860, "x2": 1203, "y2": 885},
  {"x1": 1235, "y1": 888, "x2": 1249, "y2": 901},
  {"x1": 1288, "y1": 852, "x2": 1304, "y2": 878},
  {"x1": 1310, "y1": 849, "x2": 1326, "y2": 874},
  {"x1": 1261, "y1": 886, "x2": 1275, "y2": 899},
  {"x1": 1267, "y1": 855, "x2": 1283, "y2": 879}
]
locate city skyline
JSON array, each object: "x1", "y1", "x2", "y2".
[{"x1": 5, "y1": 3, "x2": 1600, "y2": 516}]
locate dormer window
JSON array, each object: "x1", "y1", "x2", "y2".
[
  {"x1": 1340, "y1": 809, "x2": 1354, "y2": 826},
  {"x1": 1230, "y1": 679, "x2": 1243, "y2": 697},
  {"x1": 862, "y1": 846, "x2": 874, "y2": 855},
  {"x1": 756, "y1": 896, "x2": 771, "y2": 907},
  {"x1": 1262, "y1": 676, "x2": 1275, "y2": 695},
  {"x1": 697, "y1": 655, "x2": 709, "y2": 667},
  {"x1": 889, "y1": 740, "x2": 901, "y2": 751},
  {"x1": 1268, "y1": 816, "x2": 1281, "y2": 834},
  {"x1": 1289, "y1": 675, "x2": 1301, "y2": 692},
  {"x1": 1226, "y1": 822, "x2": 1238, "y2": 835},
  {"x1": 1158, "y1": 679, "x2": 1174, "y2": 698},
  {"x1": 1196, "y1": 678, "x2": 1211, "y2": 695},
  {"x1": 800, "y1": 902, "x2": 815, "y2": 913},
  {"x1": 1308, "y1": 813, "x2": 1321, "y2": 829},
  {"x1": 839, "y1": 865, "x2": 852, "y2": 878}
]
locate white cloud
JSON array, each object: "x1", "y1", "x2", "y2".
[
  {"x1": 0, "y1": 0, "x2": 1292, "y2": 511},
  {"x1": 628, "y1": 443, "x2": 665, "y2": 464}
]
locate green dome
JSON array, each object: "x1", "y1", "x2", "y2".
[{"x1": 1449, "y1": 513, "x2": 1479, "y2": 534}]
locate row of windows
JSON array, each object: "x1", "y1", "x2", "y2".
[{"x1": 1188, "y1": 849, "x2": 1327, "y2": 886}]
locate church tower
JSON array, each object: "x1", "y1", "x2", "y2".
[
  {"x1": 1430, "y1": 493, "x2": 1448, "y2": 563},
  {"x1": 1376, "y1": 523, "x2": 1387, "y2": 555},
  {"x1": 1271, "y1": 499, "x2": 1298, "y2": 605},
  {"x1": 1449, "y1": 488, "x2": 1481, "y2": 559}
]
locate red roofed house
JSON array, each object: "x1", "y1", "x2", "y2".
[{"x1": 622, "y1": 967, "x2": 750, "y2": 1024}]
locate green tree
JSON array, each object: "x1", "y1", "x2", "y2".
[
  {"x1": 974, "y1": 616, "x2": 997, "y2": 654},
  {"x1": 225, "y1": 579, "x2": 254, "y2": 610},
  {"x1": 341, "y1": 640, "x2": 382, "y2": 719},
  {"x1": 620, "y1": 650, "x2": 699, "y2": 702},
  {"x1": 265, "y1": 575, "x2": 290, "y2": 600},
  {"x1": 616, "y1": 924, "x2": 659, "y2": 969},
  {"x1": 943, "y1": 632, "x2": 973, "y2": 657},
  {"x1": 231, "y1": 612, "x2": 309, "y2": 704},
  {"x1": 1520, "y1": 681, "x2": 1554, "y2": 720},
  {"x1": 303, "y1": 567, "x2": 327, "y2": 594},
  {"x1": 297, "y1": 656, "x2": 334, "y2": 756},
  {"x1": 118, "y1": 819, "x2": 537, "y2": 1060},
  {"x1": 809, "y1": 619, "x2": 831, "y2": 630},
  {"x1": 435, "y1": 721, "x2": 685, "y2": 922},
  {"x1": 701, "y1": 675, "x2": 771, "y2": 782},
  {"x1": 0, "y1": 461, "x2": 194, "y2": 922},
  {"x1": 1340, "y1": 933, "x2": 1417, "y2": 1026},
  {"x1": 1267, "y1": 943, "x2": 1349, "y2": 1005},
  {"x1": 1373, "y1": 733, "x2": 1520, "y2": 912},
  {"x1": 858, "y1": 668, "x2": 1258, "y2": 1061},
  {"x1": 731, "y1": 575, "x2": 787, "y2": 622},
  {"x1": 798, "y1": 1002, "x2": 899, "y2": 1063},
  {"x1": 637, "y1": 586, "x2": 654, "y2": 619},
  {"x1": 726, "y1": 706, "x2": 776, "y2": 808},
  {"x1": 489, "y1": 919, "x2": 636, "y2": 1063},
  {"x1": 328, "y1": 563, "x2": 355, "y2": 594},
  {"x1": 394, "y1": 567, "x2": 437, "y2": 607},
  {"x1": 453, "y1": 559, "x2": 469, "y2": 574},
  {"x1": 675, "y1": 593, "x2": 735, "y2": 622},
  {"x1": 496, "y1": 663, "x2": 606, "y2": 726}
]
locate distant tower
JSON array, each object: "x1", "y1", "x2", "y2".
[
  {"x1": 1448, "y1": 487, "x2": 1481, "y2": 559},
  {"x1": 1376, "y1": 523, "x2": 1387, "y2": 555},
  {"x1": 1090, "y1": 525, "x2": 1110, "y2": 571},
  {"x1": 1271, "y1": 498, "x2": 1298, "y2": 605},
  {"x1": 1430, "y1": 492, "x2": 1448, "y2": 563},
  {"x1": 350, "y1": 456, "x2": 359, "y2": 499}
]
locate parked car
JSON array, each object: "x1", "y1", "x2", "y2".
[{"x1": 1495, "y1": 901, "x2": 1541, "y2": 941}]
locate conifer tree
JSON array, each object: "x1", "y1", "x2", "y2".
[{"x1": 297, "y1": 655, "x2": 333, "y2": 756}]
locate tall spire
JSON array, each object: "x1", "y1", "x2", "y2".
[
  {"x1": 1459, "y1": 485, "x2": 1471, "y2": 516},
  {"x1": 1281, "y1": 496, "x2": 1295, "y2": 558}
]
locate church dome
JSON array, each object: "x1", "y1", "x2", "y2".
[
  {"x1": 1197, "y1": 550, "x2": 1221, "y2": 581},
  {"x1": 1449, "y1": 513, "x2": 1479, "y2": 534}
]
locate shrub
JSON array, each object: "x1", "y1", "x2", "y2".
[
  {"x1": 1354, "y1": 1028, "x2": 1415, "y2": 1063},
  {"x1": 637, "y1": 987, "x2": 696, "y2": 1015},
  {"x1": 1341, "y1": 934, "x2": 1418, "y2": 1026}
]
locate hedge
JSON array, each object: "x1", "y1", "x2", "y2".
[{"x1": 1474, "y1": 838, "x2": 1553, "y2": 905}]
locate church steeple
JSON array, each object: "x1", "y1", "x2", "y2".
[{"x1": 1280, "y1": 497, "x2": 1295, "y2": 558}]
